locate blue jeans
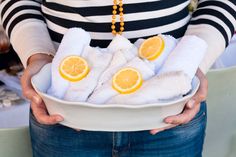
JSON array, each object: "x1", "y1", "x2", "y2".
[{"x1": 30, "y1": 102, "x2": 207, "y2": 157}]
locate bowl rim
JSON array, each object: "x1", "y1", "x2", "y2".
[{"x1": 32, "y1": 76, "x2": 200, "y2": 109}]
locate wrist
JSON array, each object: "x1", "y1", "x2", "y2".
[{"x1": 27, "y1": 53, "x2": 53, "y2": 66}]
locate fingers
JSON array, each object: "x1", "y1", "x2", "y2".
[
  {"x1": 149, "y1": 68, "x2": 207, "y2": 134},
  {"x1": 21, "y1": 54, "x2": 57, "y2": 125},
  {"x1": 21, "y1": 66, "x2": 42, "y2": 105},
  {"x1": 185, "y1": 99, "x2": 195, "y2": 109},
  {"x1": 186, "y1": 87, "x2": 207, "y2": 109},
  {"x1": 72, "y1": 128, "x2": 81, "y2": 132},
  {"x1": 151, "y1": 102, "x2": 200, "y2": 134},
  {"x1": 21, "y1": 56, "x2": 52, "y2": 104},
  {"x1": 186, "y1": 70, "x2": 208, "y2": 109},
  {"x1": 195, "y1": 69, "x2": 208, "y2": 100},
  {"x1": 31, "y1": 102, "x2": 64, "y2": 125},
  {"x1": 150, "y1": 124, "x2": 177, "y2": 135},
  {"x1": 150, "y1": 103, "x2": 200, "y2": 135},
  {"x1": 164, "y1": 103, "x2": 201, "y2": 125}
]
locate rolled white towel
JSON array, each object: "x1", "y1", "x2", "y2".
[
  {"x1": 152, "y1": 35, "x2": 177, "y2": 73},
  {"x1": 135, "y1": 35, "x2": 177, "y2": 74},
  {"x1": 107, "y1": 34, "x2": 134, "y2": 53},
  {"x1": 107, "y1": 71, "x2": 192, "y2": 105},
  {"x1": 88, "y1": 57, "x2": 155, "y2": 104},
  {"x1": 159, "y1": 35, "x2": 208, "y2": 79},
  {"x1": 63, "y1": 46, "x2": 112, "y2": 102},
  {"x1": 134, "y1": 38, "x2": 145, "y2": 48},
  {"x1": 96, "y1": 35, "x2": 138, "y2": 89},
  {"x1": 47, "y1": 28, "x2": 91, "y2": 99}
]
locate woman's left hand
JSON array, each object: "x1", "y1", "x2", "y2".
[{"x1": 150, "y1": 68, "x2": 208, "y2": 135}]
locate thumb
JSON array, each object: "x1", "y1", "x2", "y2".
[
  {"x1": 186, "y1": 88, "x2": 204, "y2": 109},
  {"x1": 186, "y1": 99, "x2": 196, "y2": 109},
  {"x1": 21, "y1": 61, "x2": 46, "y2": 104},
  {"x1": 186, "y1": 69, "x2": 208, "y2": 109},
  {"x1": 24, "y1": 88, "x2": 42, "y2": 104}
]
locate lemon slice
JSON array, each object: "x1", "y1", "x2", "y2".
[
  {"x1": 139, "y1": 36, "x2": 165, "y2": 61},
  {"x1": 59, "y1": 55, "x2": 89, "y2": 82},
  {"x1": 112, "y1": 67, "x2": 143, "y2": 94}
]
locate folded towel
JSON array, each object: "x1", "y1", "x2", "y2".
[
  {"x1": 135, "y1": 35, "x2": 177, "y2": 74},
  {"x1": 107, "y1": 71, "x2": 192, "y2": 105},
  {"x1": 88, "y1": 57, "x2": 155, "y2": 104},
  {"x1": 107, "y1": 34, "x2": 134, "y2": 53},
  {"x1": 47, "y1": 28, "x2": 91, "y2": 99},
  {"x1": 96, "y1": 35, "x2": 138, "y2": 89},
  {"x1": 134, "y1": 38, "x2": 145, "y2": 48},
  {"x1": 159, "y1": 35, "x2": 208, "y2": 79},
  {"x1": 152, "y1": 35, "x2": 177, "y2": 73},
  {"x1": 63, "y1": 46, "x2": 112, "y2": 102}
]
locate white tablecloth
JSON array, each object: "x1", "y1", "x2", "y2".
[
  {"x1": 0, "y1": 102, "x2": 30, "y2": 128},
  {"x1": 0, "y1": 69, "x2": 30, "y2": 128}
]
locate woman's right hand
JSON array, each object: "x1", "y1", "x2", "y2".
[{"x1": 21, "y1": 53, "x2": 64, "y2": 124}]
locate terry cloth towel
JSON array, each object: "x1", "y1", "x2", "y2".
[
  {"x1": 135, "y1": 35, "x2": 177, "y2": 74},
  {"x1": 95, "y1": 35, "x2": 138, "y2": 90},
  {"x1": 63, "y1": 46, "x2": 112, "y2": 102},
  {"x1": 47, "y1": 28, "x2": 91, "y2": 99},
  {"x1": 107, "y1": 71, "x2": 192, "y2": 105},
  {"x1": 87, "y1": 57, "x2": 155, "y2": 104},
  {"x1": 159, "y1": 35, "x2": 208, "y2": 79}
]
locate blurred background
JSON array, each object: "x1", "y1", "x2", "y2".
[
  {"x1": 0, "y1": 25, "x2": 30, "y2": 157},
  {"x1": 0, "y1": 25, "x2": 22, "y2": 72},
  {"x1": 0, "y1": 24, "x2": 236, "y2": 157}
]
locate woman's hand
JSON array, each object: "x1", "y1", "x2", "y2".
[
  {"x1": 21, "y1": 53, "x2": 64, "y2": 125},
  {"x1": 150, "y1": 68, "x2": 208, "y2": 135}
]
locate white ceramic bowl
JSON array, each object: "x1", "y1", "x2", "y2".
[{"x1": 31, "y1": 63, "x2": 200, "y2": 131}]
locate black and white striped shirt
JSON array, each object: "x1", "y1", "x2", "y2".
[{"x1": 1, "y1": 0, "x2": 236, "y2": 72}]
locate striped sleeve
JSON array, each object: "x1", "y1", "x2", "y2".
[
  {"x1": 185, "y1": 0, "x2": 236, "y2": 73},
  {"x1": 0, "y1": 0, "x2": 55, "y2": 67}
]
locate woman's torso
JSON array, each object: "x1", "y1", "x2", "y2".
[{"x1": 41, "y1": 0, "x2": 191, "y2": 47}]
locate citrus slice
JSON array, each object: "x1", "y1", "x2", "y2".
[
  {"x1": 59, "y1": 55, "x2": 89, "y2": 82},
  {"x1": 112, "y1": 67, "x2": 143, "y2": 94},
  {"x1": 139, "y1": 36, "x2": 165, "y2": 61}
]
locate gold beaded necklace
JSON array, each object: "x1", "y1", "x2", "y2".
[{"x1": 111, "y1": 0, "x2": 124, "y2": 35}]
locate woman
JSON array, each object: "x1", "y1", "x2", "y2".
[{"x1": 1, "y1": 0, "x2": 235, "y2": 156}]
